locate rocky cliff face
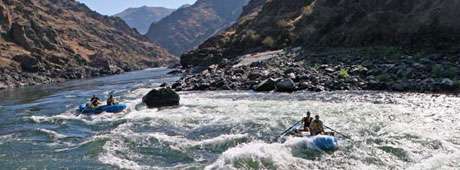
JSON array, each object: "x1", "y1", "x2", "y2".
[
  {"x1": 182, "y1": 0, "x2": 460, "y2": 67},
  {"x1": 114, "y1": 6, "x2": 175, "y2": 34},
  {"x1": 0, "y1": 0, "x2": 176, "y2": 88},
  {"x1": 145, "y1": 0, "x2": 250, "y2": 56}
]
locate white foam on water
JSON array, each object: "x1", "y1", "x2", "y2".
[
  {"x1": 30, "y1": 112, "x2": 81, "y2": 123},
  {"x1": 205, "y1": 136, "x2": 340, "y2": 170},
  {"x1": 0, "y1": 134, "x2": 15, "y2": 145},
  {"x1": 96, "y1": 118, "x2": 251, "y2": 169},
  {"x1": 191, "y1": 91, "x2": 460, "y2": 169},
  {"x1": 35, "y1": 90, "x2": 460, "y2": 169},
  {"x1": 29, "y1": 111, "x2": 126, "y2": 125},
  {"x1": 36, "y1": 128, "x2": 68, "y2": 139},
  {"x1": 407, "y1": 150, "x2": 460, "y2": 170},
  {"x1": 98, "y1": 151, "x2": 145, "y2": 170},
  {"x1": 206, "y1": 141, "x2": 296, "y2": 169},
  {"x1": 141, "y1": 132, "x2": 250, "y2": 151},
  {"x1": 194, "y1": 134, "x2": 250, "y2": 146},
  {"x1": 97, "y1": 124, "x2": 146, "y2": 170},
  {"x1": 54, "y1": 134, "x2": 110, "y2": 152}
]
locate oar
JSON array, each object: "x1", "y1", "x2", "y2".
[
  {"x1": 324, "y1": 125, "x2": 352, "y2": 139},
  {"x1": 276, "y1": 120, "x2": 303, "y2": 140}
]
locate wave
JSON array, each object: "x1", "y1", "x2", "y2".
[
  {"x1": 407, "y1": 150, "x2": 460, "y2": 169},
  {"x1": 99, "y1": 151, "x2": 145, "y2": 170},
  {"x1": 0, "y1": 134, "x2": 15, "y2": 145},
  {"x1": 35, "y1": 128, "x2": 68, "y2": 140},
  {"x1": 205, "y1": 137, "x2": 326, "y2": 170},
  {"x1": 96, "y1": 121, "x2": 251, "y2": 169},
  {"x1": 16, "y1": 89, "x2": 460, "y2": 169}
]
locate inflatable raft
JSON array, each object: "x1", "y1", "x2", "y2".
[
  {"x1": 77, "y1": 103, "x2": 127, "y2": 114},
  {"x1": 284, "y1": 124, "x2": 339, "y2": 151},
  {"x1": 311, "y1": 134, "x2": 338, "y2": 151}
]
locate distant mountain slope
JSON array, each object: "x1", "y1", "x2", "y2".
[
  {"x1": 146, "y1": 0, "x2": 250, "y2": 56},
  {"x1": 0, "y1": 0, "x2": 176, "y2": 88},
  {"x1": 182, "y1": 0, "x2": 460, "y2": 66},
  {"x1": 114, "y1": 6, "x2": 175, "y2": 34}
]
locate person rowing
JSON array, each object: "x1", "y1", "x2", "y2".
[
  {"x1": 302, "y1": 111, "x2": 313, "y2": 132},
  {"x1": 309, "y1": 115, "x2": 325, "y2": 136},
  {"x1": 89, "y1": 95, "x2": 102, "y2": 108},
  {"x1": 106, "y1": 95, "x2": 117, "y2": 106}
]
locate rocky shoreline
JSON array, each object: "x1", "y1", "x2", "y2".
[
  {"x1": 0, "y1": 62, "x2": 149, "y2": 89},
  {"x1": 172, "y1": 48, "x2": 460, "y2": 93}
]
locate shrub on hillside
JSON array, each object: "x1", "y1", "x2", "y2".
[{"x1": 262, "y1": 36, "x2": 275, "y2": 48}]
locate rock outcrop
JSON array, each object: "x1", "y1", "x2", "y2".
[
  {"x1": 275, "y1": 78, "x2": 296, "y2": 92},
  {"x1": 146, "y1": 0, "x2": 250, "y2": 56},
  {"x1": 0, "y1": 0, "x2": 176, "y2": 88},
  {"x1": 254, "y1": 78, "x2": 275, "y2": 92},
  {"x1": 174, "y1": 48, "x2": 460, "y2": 93},
  {"x1": 114, "y1": 6, "x2": 175, "y2": 34},
  {"x1": 142, "y1": 88, "x2": 180, "y2": 108},
  {"x1": 181, "y1": 0, "x2": 460, "y2": 67}
]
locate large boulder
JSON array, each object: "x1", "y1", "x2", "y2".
[
  {"x1": 142, "y1": 87, "x2": 180, "y2": 108},
  {"x1": 254, "y1": 78, "x2": 276, "y2": 92},
  {"x1": 275, "y1": 78, "x2": 296, "y2": 92}
]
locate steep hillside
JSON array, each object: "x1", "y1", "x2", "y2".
[
  {"x1": 182, "y1": 0, "x2": 460, "y2": 66},
  {"x1": 114, "y1": 6, "x2": 175, "y2": 34},
  {"x1": 0, "y1": 0, "x2": 176, "y2": 88},
  {"x1": 146, "y1": 0, "x2": 250, "y2": 56}
]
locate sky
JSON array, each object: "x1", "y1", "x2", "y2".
[{"x1": 77, "y1": 0, "x2": 197, "y2": 15}]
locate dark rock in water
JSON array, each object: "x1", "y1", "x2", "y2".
[
  {"x1": 439, "y1": 78, "x2": 455, "y2": 90},
  {"x1": 160, "y1": 83, "x2": 168, "y2": 87},
  {"x1": 441, "y1": 78, "x2": 454, "y2": 86},
  {"x1": 275, "y1": 78, "x2": 296, "y2": 92},
  {"x1": 142, "y1": 88, "x2": 180, "y2": 108},
  {"x1": 254, "y1": 78, "x2": 276, "y2": 92}
]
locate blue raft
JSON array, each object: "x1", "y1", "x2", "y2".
[
  {"x1": 77, "y1": 103, "x2": 127, "y2": 114},
  {"x1": 311, "y1": 135, "x2": 338, "y2": 151},
  {"x1": 284, "y1": 124, "x2": 339, "y2": 151}
]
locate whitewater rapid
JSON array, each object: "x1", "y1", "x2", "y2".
[
  {"x1": 29, "y1": 89, "x2": 460, "y2": 169},
  {"x1": 1, "y1": 69, "x2": 459, "y2": 169}
]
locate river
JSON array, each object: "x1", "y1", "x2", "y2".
[{"x1": 0, "y1": 68, "x2": 459, "y2": 169}]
